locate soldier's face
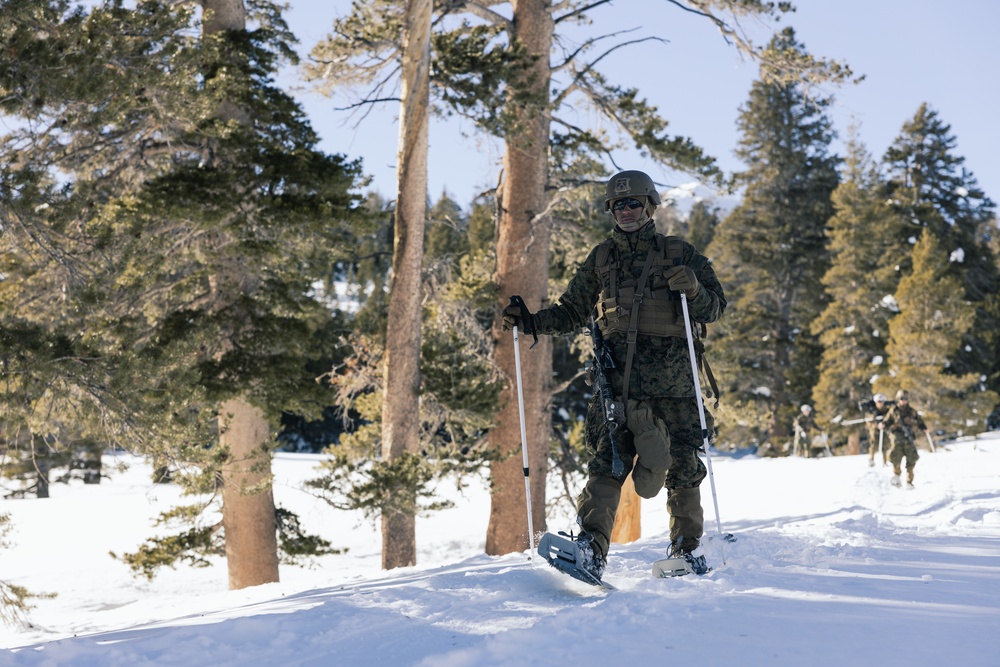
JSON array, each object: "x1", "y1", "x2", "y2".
[{"x1": 612, "y1": 197, "x2": 646, "y2": 232}]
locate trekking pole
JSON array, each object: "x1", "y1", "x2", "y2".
[
  {"x1": 509, "y1": 296, "x2": 536, "y2": 560},
  {"x1": 925, "y1": 430, "x2": 936, "y2": 453},
  {"x1": 679, "y1": 292, "x2": 734, "y2": 550},
  {"x1": 878, "y1": 426, "x2": 884, "y2": 462}
]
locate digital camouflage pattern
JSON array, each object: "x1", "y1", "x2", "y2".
[
  {"x1": 532, "y1": 223, "x2": 726, "y2": 400},
  {"x1": 531, "y1": 222, "x2": 726, "y2": 558}
]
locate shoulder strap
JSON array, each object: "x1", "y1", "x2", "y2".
[
  {"x1": 594, "y1": 238, "x2": 618, "y2": 295},
  {"x1": 620, "y1": 250, "x2": 657, "y2": 408}
]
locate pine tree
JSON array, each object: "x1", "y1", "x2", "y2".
[
  {"x1": 707, "y1": 28, "x2": 841, "y2": 449},
  {"x1": 811, "y1": 134, "x2": 904, "y2": 434},
  {"x1": 685, "y1": 200, "x2": 722, "y2": 254},
  {"x1": 882, "y1": 104, "x2": 1000, "y2": 394},
  {"x1": 0, "y1": 0, "x2": 362, "y2": 585},
  {"x1": 878, "y1": 233, "x2": 998, "y2": 432}
]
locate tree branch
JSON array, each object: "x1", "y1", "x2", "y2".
[
  {"x1": 551, "y1": 35, "x2": 667, "y2": 107},
  {"x1": 554, "y1": 0, "x2": 612, "y2": 25},
  {"x1": 439, "y1": 0, "x2": 512, "y2": 30}
]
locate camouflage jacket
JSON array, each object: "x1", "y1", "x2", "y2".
[
  {"x1": 794, "y1": 413, "x2": 815, "y2": 437},
  {"x1": 532, "y1": 223, "x2": 726, "y2": 399},
  {"x1": 865, "y1": 403, "x2": 891, "y2": 435},
  {"x1": 883, "y1": 403, "x2": 927, "y2": 440}
]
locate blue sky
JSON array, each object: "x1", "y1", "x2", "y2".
[{"x1": 281, "y1": 1, "x2": 1000, "y2": 209}]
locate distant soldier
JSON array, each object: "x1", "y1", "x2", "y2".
[
  {"x1": 864, "y1": 393, "x2": 891, "y2": 467},
  {"x1": 880, "y1": 389, "x2": 928, "y2": 488},
  {"x1": 793, "y1": 405, "x2": 816, "y2": 457}
]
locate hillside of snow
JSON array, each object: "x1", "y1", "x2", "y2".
[{"x1": 2, "y1": 434, "x2": 999, "y2": 666}]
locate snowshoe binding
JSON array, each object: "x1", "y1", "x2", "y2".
[
  {"x1": 537, "y1": 531, "x2": 613, "y2": 589},
  {"x1": 652, "y1": 543, "x2": 711, "y2": 578}
]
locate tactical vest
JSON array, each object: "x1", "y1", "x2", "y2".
[
  {"x1": 593, "y1": 234, "x2": 687, "y2": 338},
  {"x1": 592, "y1": 233, "x2": 721, "y2": 407}
]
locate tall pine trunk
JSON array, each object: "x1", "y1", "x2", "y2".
[
  {"x1": 203, "y1": 0, "x2": 280, "y2": 589},
  {"x1": 487, "y1": 0, "x2": 552, "y2": 556},
  {"x1": 219, "y1": 399, "x2": 279, "y2": 589},
  {"x1": 380, "y1": 0, "x2": 431, "y2": 570}
]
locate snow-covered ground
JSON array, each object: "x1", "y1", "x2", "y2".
[{"x1": 2, "y1": 433, "x2": 999, "y2": 666}]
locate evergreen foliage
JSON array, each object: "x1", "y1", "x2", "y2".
[
  {"x1": 0, "y1": 0, "x2": 362, "y2": 575},
  {"x1": 882, "y1": 104, "x2": 1000, "y2": 395},
  {"x1": 707, "y1": 29, "x2": 841, "y2": 449},
  {"x1": 306, "y1": 192, "x2": 504, "y2": 524},
  {"x1": 1, "y1": 512, "x2": 42, "y2": 627},
  {"x1": 685, "y1": 200, "x2": 722, "y2": 253},
  {"x1": 811, "y1": 134, "x2": 903, "y2": 432},
  {"x1": 877, "y1": 233, "x2": 998, "y2": 432}
]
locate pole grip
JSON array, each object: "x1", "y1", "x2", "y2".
[{"x1": 508, "y1": 295, "x2": 538, "y2": 348}]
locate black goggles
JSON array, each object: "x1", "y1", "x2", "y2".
[{"x1": 612, "y1": 197, "x2": 644, "y2": 211}]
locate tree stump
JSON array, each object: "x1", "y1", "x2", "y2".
[
  {"x1": 611, "y1": 472, "x2": 641, "y2": 543},
  {"x1": 847, "y1": 430, "x2": 861, "y2": 456}
]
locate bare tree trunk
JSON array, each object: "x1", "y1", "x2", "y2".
[
  {"x1": 35, "y1": 458, "x2": 50, "y2": 499},
  {"x1": 611, "y1": 472, "x2": 641, "y2": 544},
  {"x1": 486, "y1": 0, "x2": 553, "y2": 556},
  {"x1": 380, "y1": 0, "x2": 431, "y2": 570},
  {"x1": 79, "y1": 438, "x2": 102, "y2": 484},
  {"x1": 847, "y1": 430, "x2": 860, "y2": 456},
  {"x1": 202, "y1": 0, "x2": 279, "y2": 590},
  {"x1": 219, "y1": 399, "x2": 279, "y2": 589}
]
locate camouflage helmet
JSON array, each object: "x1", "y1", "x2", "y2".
[
  {"x1": 800, "y1": 404, "x2": 812, "y2": 415},
  {"x1": 605, "y1": 170, "x2": 661, "y2": 211},
  {"x1": 896, "y1": 389, "x2": 910, "y2": 401},
  {"x1": 873, "y1": 393, "x2": 887, "y2": 403}
]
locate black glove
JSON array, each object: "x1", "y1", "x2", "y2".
[
  {"x1": 664, "y1": 265, "x2": 700, "y2": 298},
  {"x1": 502, "y1": 304, "x2": 527, "y2": 331},
  {"x1": 502, "y1": 296, "x2": 538, "y2": 347}
]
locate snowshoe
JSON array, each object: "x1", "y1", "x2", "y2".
[
  {"x1": 537, "y1": 531, "x2": 613, "y2": 589},
  {"x1": 652, "y1": 545, "x2": 711, "y2": 578}
]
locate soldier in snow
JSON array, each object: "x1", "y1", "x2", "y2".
[
  {"x1": 864, "y1": 393, "x2": 891, "y2": 467},
  {"x1": 793, "y1": 404, "x2": 817, "y2": 457},
  {"x1": 879, "y1": 389, "x2": 928, "y2": 488},
  {"x1": 502, "y1": 169, "x2": 726, "y2": 580}
]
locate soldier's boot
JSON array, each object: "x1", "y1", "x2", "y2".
[
  {"x1": 571, "y1": 531, "x2": 606, "y2": 580},
  {"x1": 667, "y1": 486, "x2": 704, "y2": 553},
  {"x1": 576, "y1": 475, "x2": 622, "y2": 565},
  {"x1": 668, "y1": 540, "x2": 710, "y2": 576}
]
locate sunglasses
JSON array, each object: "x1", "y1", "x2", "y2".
[{"x1": 612, "y1": 197, "x2": 644, "y2": 211}]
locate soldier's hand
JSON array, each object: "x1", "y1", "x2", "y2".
[
  {"x1": 502, "y1": 304, "x2": 526, "y2": 331},
  {"x1": 664, "y1": 265, "x2": 700, "y2": 298}
]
